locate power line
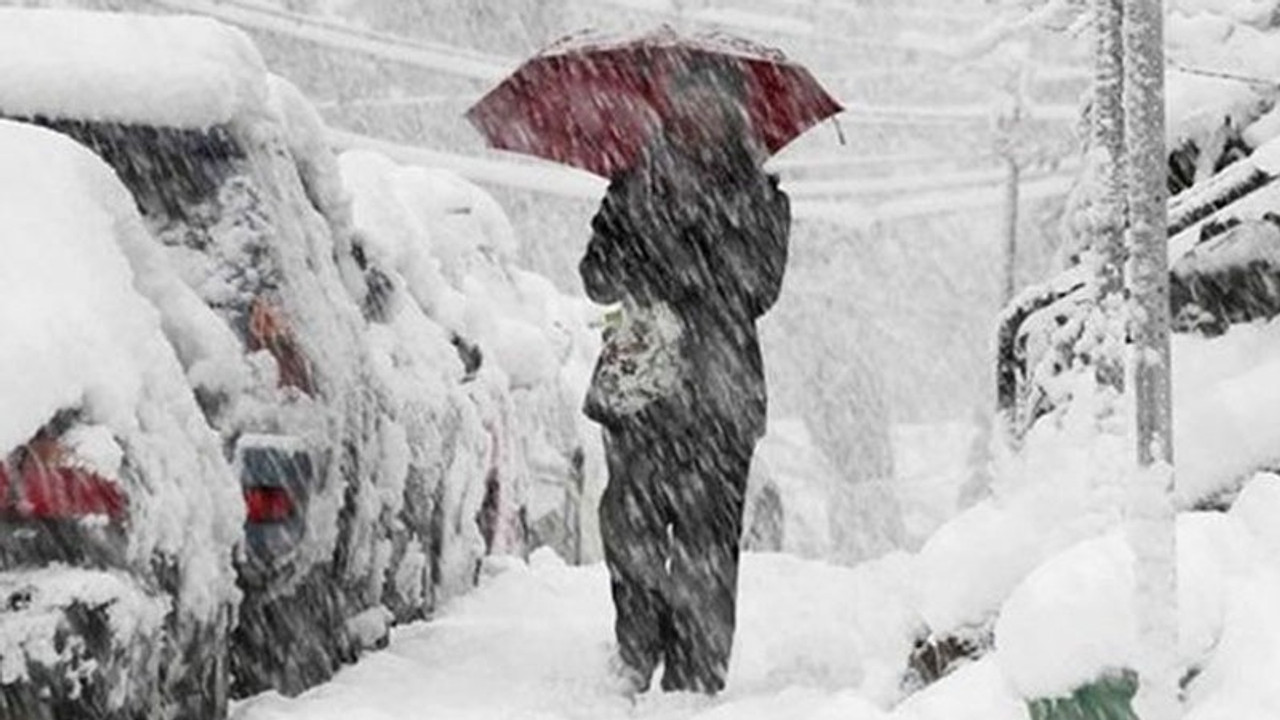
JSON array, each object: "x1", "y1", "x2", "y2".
[
  {"x1": 327, "y1": 130, "x2": 1074, "y2": 224},
  {"x1": 328, "y1": 129, "x2": 606, "y2": 199},
  {"x1": 695, "y1": 0, "x2": 993, "y2": 23},
  {"x1": 200, "y1": 0, "x2": 509, "y2": 66},
  {"x1": 769, "y1": 151, "x2": 999, "y2": 171},
  {"x1": 793, "y1": 173, "x2": 1073, "y2": 227},
  {"x1": 313, "y1": 94, "x2": 473, "y2": 110},
  {"x1": 1168, "y1": 61, "x2": 1280, "y2": 89}
]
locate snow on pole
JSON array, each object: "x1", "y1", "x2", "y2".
[
  {"x1": 1121, "y1": 0, "x2": 1179, "y2": 717},
  {"x1": 1093, "y1": 0, "x2": 1128, "y2": 395}
]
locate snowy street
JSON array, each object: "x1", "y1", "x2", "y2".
[{"x1": 9, "y1": 0, "x2": 1280, "y2": 719}]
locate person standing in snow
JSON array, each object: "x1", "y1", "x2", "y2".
[{"x1": 580, "y1": 56, "x2": 791, "y2": 695}]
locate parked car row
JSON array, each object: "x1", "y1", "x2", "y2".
[{"x1": 0, "y1": 8, "x2": 596, "y2": 719}]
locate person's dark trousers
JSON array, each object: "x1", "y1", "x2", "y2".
[{"x1": 599, "y1": 417, "x2": 754, "y2": 694}]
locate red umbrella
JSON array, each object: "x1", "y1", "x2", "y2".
[{"x1": 465, "y1": 26, "x2": 843, "y2": 179}]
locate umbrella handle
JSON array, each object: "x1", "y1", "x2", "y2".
[{"x1": 832, "y1": 116, "x2": 847, "y2": 146}]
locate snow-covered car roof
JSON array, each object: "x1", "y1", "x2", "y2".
[{"x1": 0, "y1": 8, "x2": 270, "y2": 129}]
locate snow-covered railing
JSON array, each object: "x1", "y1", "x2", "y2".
[
  {"x1": 145, "y1": 0, "x2": 515, "y2": 81},
  {"x1": 768, "y1": 151, "x2": 999, "y2": 172},
  {"x1": 590, "y1": 0, "x2": 958, "y2": 50},
  {"x1": 840, "y1": 102, "x2": 1078, "y2": 124},
  {"x1": 328, "y1": 129, "x2": 1074, "y2": 224},
  {"x1": 793, "y1": 173, "x2": 1073, "y2": 227},
  {"x1": 784, "y1": 165, "x2": 1076, "y2": 199},
  {"x1": 327, "y1": 129, "x2": 607, "y2": 199}
]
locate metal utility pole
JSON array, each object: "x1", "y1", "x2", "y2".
[
  {"x1": 1122, "y1": 0, "x2": 1178, "y2": 716},
  {"x1": 995, "y1": 60, "x2": 1031, "y2": 305},
  {"x1": 1002, "y1": 153, "x2": 1021, "y2": 304}
]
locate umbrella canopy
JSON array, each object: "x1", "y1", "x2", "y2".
[{"x1": 466, "y1": 26, "x2": 843, "y2": 179}]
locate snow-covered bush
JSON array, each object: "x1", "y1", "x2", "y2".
[
  {"x1": 1165, "y1": 0, "x2": 1280, "y2": 190},
  {"x1": 994, "y1": 473, "x2": 1280, "y2": 718}
]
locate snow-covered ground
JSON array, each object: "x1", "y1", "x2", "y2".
[{"x1": 231, "y1": 550, "x2": 991, "y2": 720}]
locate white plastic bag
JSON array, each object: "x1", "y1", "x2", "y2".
[{"x1": 583, "y1": 298, "x2": 687, "y2": 424}]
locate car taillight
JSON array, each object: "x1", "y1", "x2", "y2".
[
  {"x1": 13, "y1": 466, "x2": 127, "y2": 521},
  {"x1": 244, "y1": 487, "x2": 294, "y2": 523}
]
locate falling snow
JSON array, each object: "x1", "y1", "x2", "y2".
[{"x1": 5, "y1": 1, "x2": 1280, "y2": 719}]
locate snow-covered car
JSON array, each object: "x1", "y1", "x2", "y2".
[
  {"x1": 0, "y1": 119, "x2": 242, "y2": 719},
  {"x1": 336, "y1": 148, "x2": 602, "y2": 571}
]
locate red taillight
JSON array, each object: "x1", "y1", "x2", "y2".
[
  {"x1": 13, "y1": 466, "x2": 127, "y2": 521},
  {"x1": 244, "y1": 487, "x2": 294, "y2": 523}
]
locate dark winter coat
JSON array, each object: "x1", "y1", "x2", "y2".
[{"x1": 579, "y1": 136, "x2": 791, "y2": 442}]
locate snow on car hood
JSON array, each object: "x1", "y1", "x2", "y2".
[{"x1": 0, "y1": 8, "x2": 270, "y2": 129}]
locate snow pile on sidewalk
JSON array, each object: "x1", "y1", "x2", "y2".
[
  {"x1": 0, "y1": 7, "x2": 269, "y2": 128},
  {"x1": 909, "y1": 312, "x2": 1280, "y2": 634},
  {"x1": 232, "y1": 550, "x2": 955, "y2": 720},
  {"x1": 876, "y1": 321, "x2": 1280, "y2": 718},
  {"x1": 1174, "y1": 319, "x2": 1280, "y2": 502},
  {"x1": 0, "y1": 118, "x2": 241, "y2": 679},
  {"x1": 995, "y1": 475, "x2": 1280, "y2": 718}
]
